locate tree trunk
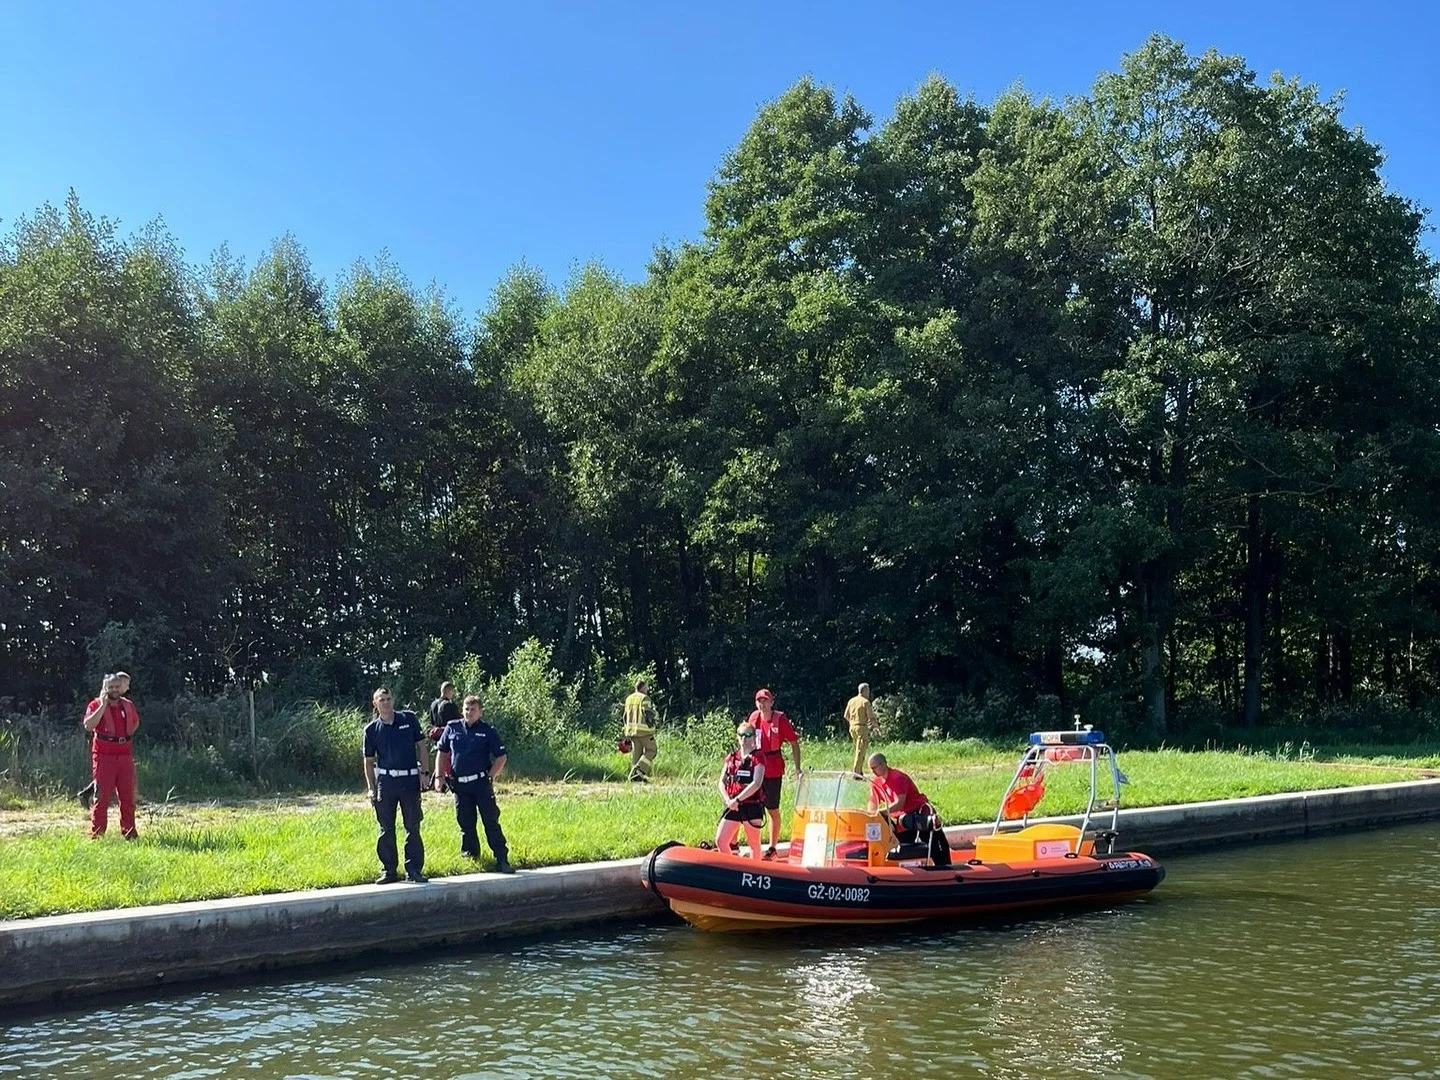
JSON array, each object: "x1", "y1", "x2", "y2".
[
  {"x1": 1242, "y1": 494, "x2": 1264, "y2": 727},
  {"x1": 744, "y1": 548, "x2": 755, "y2": 628},
  {"x1": 561, "y1": 580, "x2": 579, "y2": 659},
  {"x1": 1267, "y1": 544, "x2": 1285, "y2": 704},
  {"x1": 1042, "y1": 632, "x2": 1066, "y2": 706},
  {"x1": 676, "y1": 523, "x2": 709, "y2": 699},
  {"x1": 1336, "y1": 623, "x2": 1353, "y2": 701},
  {"x1": 628, "y1": 544, "x2": 654, "y2": 672},
  {"x1": 1213, "y1": 619, "x2": 1229, "y2": 713},
  {"x1": 1166, "y1": 621, "x2": 1179, "y2": 729},
  {"x1": 1139, "y1": 564, "x2": 1168, "y2": 738},
  {"x1": 1314, "y1": 628, "x2": 1330, "y2": 703}
]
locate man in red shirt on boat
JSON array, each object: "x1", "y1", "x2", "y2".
[
  {"x1": 867, "y1": 752, "x2": 951, "y2": 866},
  {"x1": 82, "y1": 671, "x2": 141, "y2": 839},
  {"x1": 715, "y1": 724, "x2": 767, "y2": 859},
  {"x1": 750, "y1": 688, "x2": 802, "y2": 860}
]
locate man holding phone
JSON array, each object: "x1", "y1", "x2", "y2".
[{"x1": 81, "y1": 671, "x2": 140, "y2": 839}]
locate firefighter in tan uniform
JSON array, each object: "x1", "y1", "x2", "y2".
[
  {"x1": 623, "y1": 679, "x2": 659, "y2": 783},
  {"x1": 844, "y1": 682, "x2": 883, "y2": 775}
]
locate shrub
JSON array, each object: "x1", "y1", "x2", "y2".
[
  {"x1": 263, "y1": 703, "x2": 366, "y2": 783},
  {"x1": 271, "y1": 654, "x2": 364, "y2": 704},
  {"x1": 684, "y1": 707, "x2": 741, "y2": 759},
  {"x1": 1172, "y1": 697, "x2": 1228, "y2": 744},
  {"x1": 874, "y1": 685, "x2": 951, "y2": 742},
  {"x1": 1274, "y1": 696, "x2": 1440, "y2": 742},
  {"x1": 572, "y1": 659, "x2": 658, "y2": 736},
  {"x1": 486, "y1": 638, "x2": 578, "y2": 747},
  {"x1": 1079, "y1": 689, "x2": 1143, "y2": 743},
  {"x1": 447, "y1": 653, "x2": 487, "y2": 700}
]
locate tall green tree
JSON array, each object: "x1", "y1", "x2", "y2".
[{"x1": 0, "y1": 198, "x2": 229, "y2": 697}]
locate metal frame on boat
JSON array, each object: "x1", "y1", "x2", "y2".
[{"x1": 990, "y1": 727, "x2": 1126, "y2": 852}]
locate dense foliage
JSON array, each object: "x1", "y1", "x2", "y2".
[{"x1": 3, "y1": 39, "x2": 1438, "y2": 742}]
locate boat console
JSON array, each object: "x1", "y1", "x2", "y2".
[{"x1": 787, "y1": 771, "x2": 899, "y2": 868}]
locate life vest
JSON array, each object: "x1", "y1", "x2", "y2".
[
  {"x1": 723, "y1": 751, "x2": 763, "y2": 803},
  {"x1": 753, "y1": 711, "x2": 788, "y2": 756}
]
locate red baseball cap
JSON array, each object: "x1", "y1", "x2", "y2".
[{"x1": 755, "y1": 688, "x2": 774, "y2": 702}]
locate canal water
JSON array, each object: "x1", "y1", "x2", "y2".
[{"x1": 2, "y1": 822, "x2": 1437, "y2": 1079}]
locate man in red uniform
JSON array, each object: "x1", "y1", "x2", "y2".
[
  {"x1": 82, "y1": 672, "x2": 140, "y2": 839},
  {"x1": 749, "y1": 688, "x2": 802, "y2": 860},
  {"x1": 868, "y1": 752, "x2": 950, "y2": 866}
]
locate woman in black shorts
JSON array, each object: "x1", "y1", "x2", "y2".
[{"x1": 716, "y1": 725, "x2": 767, "y2": 860}]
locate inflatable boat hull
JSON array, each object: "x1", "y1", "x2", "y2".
[{"x1": 642, "y1": 843, "x2": 1165, "y2": 931}]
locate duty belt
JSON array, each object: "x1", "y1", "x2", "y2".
[
  {"x1": 94, "y1": 734, "x2": 132, "y2": 744},
  {"x1": 375, "y1": 767, "x2": 419, "y2": 776},
  {"x1": 454, "y1": 773, "x2": 490, "y2": 783}
]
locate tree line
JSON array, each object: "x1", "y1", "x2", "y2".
[{"x1": 3, "y1": 37, "x2": 1438, "y2": 740}]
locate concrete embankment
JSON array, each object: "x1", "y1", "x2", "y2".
[{"x1": 4, "y1": 779, "x2": 1438, "y2": 1006}]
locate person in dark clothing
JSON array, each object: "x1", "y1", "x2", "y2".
[
  {"x1": 430, "y1": 681, "x2": 462, "y2": 728},
  {"x1": 428, "y1": 681, "x2": 462, "y2": 793},
  {"x1": 436, "y1": 695, "x2": 514, "y2": 873},
  {"x1": 363, "y1": 687, "x2": 430, "y2": 884}
]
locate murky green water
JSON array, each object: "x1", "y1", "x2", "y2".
[{"x1": 3, "y1": 822, "x2": 1438, "y2": 1079}]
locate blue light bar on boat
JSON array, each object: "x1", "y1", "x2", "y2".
[{"x1": 1030, "y1": 729, "x2": 1105, "y2": 746}]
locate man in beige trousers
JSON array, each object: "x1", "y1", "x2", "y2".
[{"x1": 844, "y1": 682, "x2": 882, "y2": 775}]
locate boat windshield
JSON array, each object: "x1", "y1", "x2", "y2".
[{"x1": 794, "y1": 771, "x2": 873, "y2": 814}]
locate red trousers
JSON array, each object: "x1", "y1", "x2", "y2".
[{"x1": 91, "y1": 752, "x2": 137, "y2": 838}]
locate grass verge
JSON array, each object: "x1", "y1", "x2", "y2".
[{"x1": 1, "y1": 738, "x2": 1434, "y2": 920}]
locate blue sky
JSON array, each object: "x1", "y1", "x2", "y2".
[{"x1": 3, "y1": 2, "x2": 1436, "y2": 316}]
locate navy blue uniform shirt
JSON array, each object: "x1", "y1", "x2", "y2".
[
  {"x1": 364, "y1": 710, "x2": 425, "y2": 772},
  {"x1": 438, "y1": 718, "x2": 506, "y2": 778}
]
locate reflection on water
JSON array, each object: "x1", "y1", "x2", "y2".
[{"x1": 3, "y1": 822, "x2": 1438, "y2": 1079}]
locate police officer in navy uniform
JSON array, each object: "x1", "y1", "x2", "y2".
[
  {"x1": 363, "y1": 687, "x2": 430, "y2": 884},
  {"x1": 435, "y1": 694, "x2": 514, "y2": 873}
]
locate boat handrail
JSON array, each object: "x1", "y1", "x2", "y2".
[{"x1": 990, "y1": 740, "x2": 1124, "y2": 848}]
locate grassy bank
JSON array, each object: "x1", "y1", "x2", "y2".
[{"x1": 2, "y1": 738, "x2": 1436, "y2": 920}]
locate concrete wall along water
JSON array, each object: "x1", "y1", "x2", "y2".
[{"x1": 3, "y1": 779, "x2": 1439, "y2": 1006}]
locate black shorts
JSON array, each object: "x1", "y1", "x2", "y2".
[
  {"x1": 722, "y1": 803, "x2": 765, "y2": 825},
  {"x1": 761, "y1": 776, "x2": 783, "y2": 811}
]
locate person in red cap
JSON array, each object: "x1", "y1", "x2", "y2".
[
  {"x1": 81, "y1": 671, "x2": 140, "y2": 839},
  {"x1": 748, "y1": 687, "x2": 802, "y2": 859}
]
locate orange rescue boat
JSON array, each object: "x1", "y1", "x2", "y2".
[{"x1": 642, "y1": 728, "x2": 1164, "y2": 931}]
